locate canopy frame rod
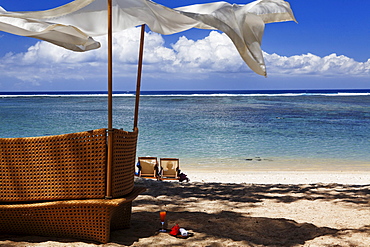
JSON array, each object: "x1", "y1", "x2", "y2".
[
  {"x1": 133, "y1": 24, "x2": 146, "y2": 129},
  {"x1": 106, "y1": 0, "x2": 113, "y2": 199}
]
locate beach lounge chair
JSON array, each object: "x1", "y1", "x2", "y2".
[
  {"x1": 137, "y1": 157, "x2": 159, "y2": 179},
  {"x1": 160, "y1": 158, "x2": 180, "y2": 180}
]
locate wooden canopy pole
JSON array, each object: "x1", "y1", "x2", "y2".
[
  {"x1": 133, "y1": 24, "x2": 145, "y2": 129},
  {"x1": 106, "y1": 0, "x2": 113, "y2": 199}
]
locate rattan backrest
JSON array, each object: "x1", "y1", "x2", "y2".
[
  {"x1": 0, "y1": 128, "x2": 138, "y2": 202},
  {"x1": 0, "y1": 129, "x2": 107, "y2": 202},
  {"x1": 111, "y1": 128, "x2": 138, "y2": 198}
]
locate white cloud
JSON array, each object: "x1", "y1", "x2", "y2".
[
  {"x1": 1, "y1": 26, "x2": 369, "y2": 89},
  {"x1": 170, "y1": 31, "x2": 245, "y2": 73},
  {"x1": 265, "y1": 53, "x2": 370, "y2": 77}
]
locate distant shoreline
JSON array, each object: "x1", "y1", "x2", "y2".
[{"x1": 1, "y1": 88, "x2": 370, "y2": 97}]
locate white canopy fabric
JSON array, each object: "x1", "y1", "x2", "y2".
[
  {"x1": 176, "y1": 0, "x2": 297, "y2": 75},
  {"x1": 0, "y1": 0, "x2": 296, "y2": 76},
  {"x1": 0, "y1": 6, "x2": 101, "y2": 52}
]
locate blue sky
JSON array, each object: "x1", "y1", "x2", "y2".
[{"x1": 0, "y1": 0, "x2": 369, "y2": 91}]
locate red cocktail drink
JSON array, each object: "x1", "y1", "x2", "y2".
[{"x1": 159, "y1": 211, "x2": 167, "y2": 232}]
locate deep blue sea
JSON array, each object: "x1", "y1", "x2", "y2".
[{"x1": 1, "y1": 89, "x2": 369, "y2": 171}]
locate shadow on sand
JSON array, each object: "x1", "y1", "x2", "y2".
[
  {"x1": 1, "y1": 179, "x2": 369, "y2": 246},
  {"x1": 108, "y1": 179, "x2": 369, "y2": 246},
  {"x1": 111, "y1": 210, "x2": 337, "y2": 246},
  {"x1": 138, "y1": 179, "x2": 370, "y2": 206}
]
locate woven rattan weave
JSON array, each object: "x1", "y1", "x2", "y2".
[
  {"x1": 0, "y1": 186, "x2": 146, "y2": 243},
  {"x1": 111, "y1": 128, "x2": 138, "y2": 198},
  {"x1": 0, "y1": 128, "x2": 138, "y2": 202}
]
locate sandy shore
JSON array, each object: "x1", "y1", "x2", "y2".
[
  {"x1": 1, "y1": 171, "x2": 369, "y2": 246},
  {"x1": 185, "y1": 170, "x2": 370, "y2": 185}
]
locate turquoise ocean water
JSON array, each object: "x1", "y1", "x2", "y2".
[{"x1": 1, "y1": 90, "x2": 369, "y2": 171}]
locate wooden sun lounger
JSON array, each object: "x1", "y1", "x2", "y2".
[
  {"x1": 137, "y1": 157, "x2": 159, "y2": 179},
  {"x1": 160, "y1": 158, "x2": 180, "y2": 180}
]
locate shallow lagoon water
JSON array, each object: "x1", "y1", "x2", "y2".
[{"x1": 1, "y1": 90, "x2": 369, "y2": 171}]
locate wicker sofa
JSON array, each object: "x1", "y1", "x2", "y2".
[{"x1": 0, "y1": 128, "x2": 144, "y2": 243}]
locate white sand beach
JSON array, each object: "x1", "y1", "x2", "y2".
[
  {"x1": 1, "y1": 171, "x2": 370, "y2": 247},
  {"x1": 185, "y1": 169, "x2": 370, "y2": 185}
]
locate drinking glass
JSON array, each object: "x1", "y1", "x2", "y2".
[{"x1": 159, "y1": 211, "x2": 167, "y2": 232}]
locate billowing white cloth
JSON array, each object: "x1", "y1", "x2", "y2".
[
  {"x1": 176, "y1": 0, "x2": 297, "y2": 75},
  {"x1": 0, "y1": 0, "x2": 296, "y2": 76},
  {"x1": 0, "y1": 6, "x2": 100, "y2": 52}
]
